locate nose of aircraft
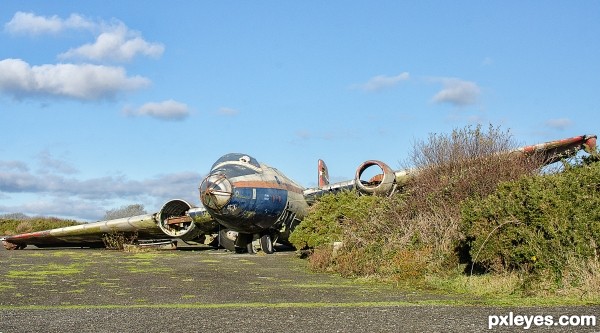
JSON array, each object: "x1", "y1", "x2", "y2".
[{"x1": 199, "y1": 173, "x2": 233, "y2": 210}]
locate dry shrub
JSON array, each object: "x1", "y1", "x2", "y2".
[
  {"x1": 307, "y1": 246, "x2": 334, "y2": 272},
  {"x1": 15, "y1": 221, "x2": 33, "y2": 234},
  {"x1": 406, "y1": 124, "x2": 542, "y2": 219},
  {"x1": 299, "y1": 124, "x2": 549, "y2": 287},
  {"x1": 102, "y1": 231, "x2": 138, "y2": 250},
  {"x1": 381, "y1": 125, "x2": 542, "y2": 272}
]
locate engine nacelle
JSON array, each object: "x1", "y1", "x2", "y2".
[
  {"x1": 157, "y1": 199, "x2": 205, "y2": 241},
  {"x1": 354, "y1": 160, "x2": 396, "y2": 196}
]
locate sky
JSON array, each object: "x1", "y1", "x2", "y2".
[{"x1": 0, "y1": 1, "x2": 598, "y2": 221}]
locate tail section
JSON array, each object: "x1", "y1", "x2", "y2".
[{"x1": 318, "y1": 159, "x2": 330, "y2": 188}]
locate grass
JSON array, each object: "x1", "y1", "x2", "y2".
[
  {"x1": 0, "y1": 300, "x2": 451, "y2": 311},
  {"x1": 6, "y1": 263, "x2": 84, "y2": 279}
]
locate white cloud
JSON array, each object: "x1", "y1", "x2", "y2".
[
  {"x1": 5, "y1": 12, "x2": 164, "y2": 63},
  {"x1": 431, "y1": 78, "x2": 480, "y2": 106},
  {"x1": 4, "y1": 12, "x2": 94, "y2": 35},
  {"x1": 357, "y1": 72, "x2": 410, "y2": 92},
  {"x1": 123, "y1": 100, "x2": 190, "y2": 120},
  {"x1": 545, "y1": 118, "x2": 573, "y2": 130},
  {"x1": 59, "y1": 22, "x2": 164, "y2": 62},
  {"x1": 217, "y1": 107, "x2": 239, "y2": 116},
  {"x1": 0, "y1": 58, "x2": 150, "y2": 100}
]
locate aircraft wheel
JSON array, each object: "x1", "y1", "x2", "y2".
[
  {"x1": 218, "y1": 228, "x2": 236, "y2": 252},
  {"x1": 260, "y1": 234, "x2": 274, "y2": 254}
]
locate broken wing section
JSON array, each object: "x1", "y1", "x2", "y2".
[
  {"x1": 515, "y1": 134, "x2": 597, "y2": 164},
  {"x1": 1, "y1": 199, "x2": 217, "y2": 250},
  {"x1": 304, "y1": 134, "x2": 597, "y2": 200}
]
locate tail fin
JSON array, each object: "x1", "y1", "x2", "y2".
[{"x1": 318, "y1": 159, "x2": 329, "y2": 188}]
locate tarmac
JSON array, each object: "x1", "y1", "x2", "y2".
[{"x1": 0, "y1": 246, "x2": 598, "y2": 332}]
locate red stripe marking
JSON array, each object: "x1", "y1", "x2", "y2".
[{"x1": 232, "y1": 180, "x2": 303, "y2": 194}]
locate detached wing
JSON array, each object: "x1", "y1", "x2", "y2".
[{"x1": 2, "y1": 199, "x2": 217, "y2": 250}]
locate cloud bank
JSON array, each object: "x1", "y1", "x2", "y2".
[{"x1": 0, "y1": 153, "x2": 203, "y2": 220}]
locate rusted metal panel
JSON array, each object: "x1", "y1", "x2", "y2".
[{"x1": 165, "y1": 216, "x2": 193, "y2": 225}]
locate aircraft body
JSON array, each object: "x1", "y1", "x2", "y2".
[{"x1": 2, "y1": 134, "x2": 597, "y2": 253}]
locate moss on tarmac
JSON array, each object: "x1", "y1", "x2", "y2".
[{"x1": 0, "y1": 248, "x2": 598, "y2": 332}]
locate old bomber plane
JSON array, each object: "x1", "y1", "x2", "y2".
[{"x1": 1, "y1": 134, "x2": 597, "y2": 254}]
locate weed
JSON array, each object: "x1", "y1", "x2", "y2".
[{"x1": 102, "y1": 231, "x2": 138, "y2": 250}]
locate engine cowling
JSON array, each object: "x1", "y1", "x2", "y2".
[
  {"x1": 157, "y1": 199, "x2": 206, "y2": 241},
  {"x1": 354, "y1": 160, "x2": 396, "y2": 196}
]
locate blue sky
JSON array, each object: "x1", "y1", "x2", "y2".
[{"x1": 1, "y1": 1, "x2": 598, "y2": 220}]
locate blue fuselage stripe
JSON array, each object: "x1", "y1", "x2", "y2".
[{"x1": 214, "y1": 187, "x2": 288, "y2": 233}]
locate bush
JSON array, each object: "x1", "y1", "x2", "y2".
[
  {"x1": 0, "y1": 215, "x2": 81, "y2": 236},
  {"x1": 102, "y1": 231, "x2": 139, "y2": 250},
  {"x1": 289, "y1": 191, "x2": 384, "y2": 249},
  {"x1": 293, "y1": 124, "x2": 593, "y2": 295},
  {"x1": 461, "y1": 161, "x2": 600, "y2": 289}
]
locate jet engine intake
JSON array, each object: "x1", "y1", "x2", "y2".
[
  {"x1": 157, "y1": 199, "x2": 204, "y2": 241},
  {"x1": 354, "y1": 160, "x2": 396, "y2": 196}
]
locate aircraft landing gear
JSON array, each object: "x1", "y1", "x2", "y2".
[
  {"x1": 247, "y1": 233, "x2": 275, "y2": 254},
  {"x1": 218, "y1": 228, "x2": 238, "y2": 252},
  {"x1": 218, "y1": 229, "x2": 276, "y2": 254},
  {"x1": 259, "y1": 233, "x2": 274, "y2": 254}
]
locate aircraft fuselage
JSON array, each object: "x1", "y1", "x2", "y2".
[{"x1": 200, "y1": 153, "x2": 308, "y2": 236}]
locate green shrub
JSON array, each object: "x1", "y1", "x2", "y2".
[
  {"x1": 0, "y1": 216, "x2": 81, "y2": 236},
  {"x1": 462, "y1": 161, "x2": 600, "y2": 288},
  {"x1": 289, "y1": 190, "x2": 383, "y2": 249}
]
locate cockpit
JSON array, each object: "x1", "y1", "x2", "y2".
[
  {"x1": 200, "y1": 153, "x2": 263, "y2": 211},
  {"x1": 208, "y1": 153, "x2": 262, "y2": 178}
]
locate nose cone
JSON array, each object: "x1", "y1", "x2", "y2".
[{"x1": 200, "y1": 173, "x2": 233, "y2": 210}]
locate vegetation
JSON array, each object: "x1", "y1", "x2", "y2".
[
  {"x1": 462, "y1": 159, "x2": 600, "y2": 293},
  {"x1": 291, "y1": 124, "x2": 600, "y2": 299},
  {"x1": 0, "y1": 214, "x2": 81, "y2": 236},
  {"x1": 102, "y1": 204, "x2": 147, "y2": 220},
  {"x1": 0, "y1": 204, "x2": 146, "y2": 237},
  {"x1": 101, "y1": 231, "x2": 139, "y2": 250}
]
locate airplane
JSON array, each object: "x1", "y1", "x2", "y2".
[{"x1": 1, "y1": 134, "x2": 597, "y2": 253}]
